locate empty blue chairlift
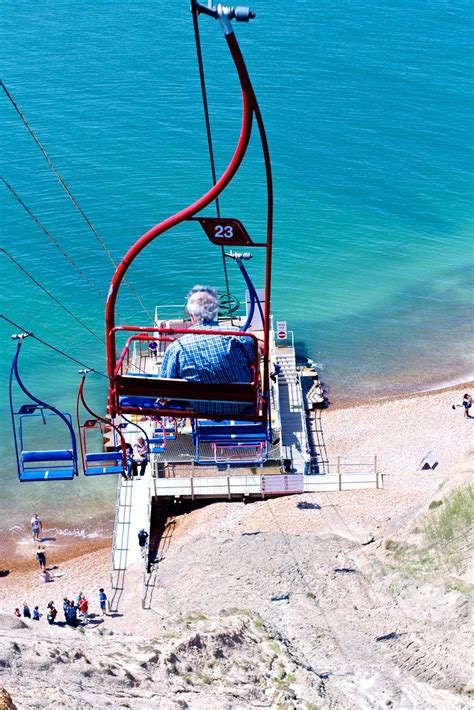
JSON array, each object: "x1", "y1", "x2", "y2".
[
  {"x1": 77, "y1": 372, "x2": 126, "y2": 476},
  {"x1": 9, "y1": 338, "x2": 78, "y2": 482},
  {"x1": 148, "y1": 417, "x2": 177, "y2": 454},
  {"x1": 193, "y1": 419, "x2": 269, "y2": 465}
]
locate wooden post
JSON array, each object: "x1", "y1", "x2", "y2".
[
  {"x1": 190, "y1": 477, "x2": 195, "y2": 501},
  {"x1": 374, "y1": 455, "x2": 379, "y2": 489},
  {"x1": 227, "y1": 476, "x2": 231, "y2": 500},
  {"x1": 337, "y1": 456, "x2": 342, "y2": 491}
]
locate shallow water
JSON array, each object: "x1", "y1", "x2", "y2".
[{"x1": 1, "y1": 1, "x2": 473, "y2": 527}]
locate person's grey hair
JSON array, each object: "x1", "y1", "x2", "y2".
[{"x1": 186, "y1": 285, "x2": 219, "y2": 323}]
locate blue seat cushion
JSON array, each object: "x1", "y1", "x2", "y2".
[
  {"x1": 22, "y1": 449, "x2": 73, "y2": 462},
  {"x1": 20, "y1": 468, "x2": 76, "y2": 481},
  {"x1": 85, "y1": 452, "x2": 123, "y2": 462},
  {"x1": 84, "y1": 465, "x2": 124, "y2": 476}
]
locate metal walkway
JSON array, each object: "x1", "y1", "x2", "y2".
[{"x1": 276, "y1": 348, "x2": 309, "y2": 473}]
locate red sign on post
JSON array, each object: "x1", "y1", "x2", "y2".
[
  {"x1": 261, "y1": 474, "x2": 304, "y2": 494},
  {"x1": 276, "y1": 321, "x2": 287, "y2": 343}
]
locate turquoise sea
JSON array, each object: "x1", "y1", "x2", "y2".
[{"x1": 1, "y1": 1, "x2": 473, "y2": 529}]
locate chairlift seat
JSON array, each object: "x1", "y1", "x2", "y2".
[
  {"x1": 20, "y1": 468, "x2": 76, "y2": 482},
  {"x1": 120, "y1": 396, "x2": 189, "y2": 411},
  {"x1": 194, "y1": 420, "x2": 268, "y2": 443},
  {"x1": 84, "y1": 465, "x2": 124, "y2": 476},
  {"x1": 22, "y1": 449, "x2": 74, "y2": 463},
  {"x1": 85, "y1": 452, "x2": 123, "y2": 463},
  {"x1": 150, "y1": 446, "x2": 165, "y2": 454},
  {"x1": 117, "y1": 374, "x2": 259, "y2": 420}
]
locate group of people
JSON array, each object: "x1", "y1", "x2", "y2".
[
  {"x1": 14, "y1": 589, "x2": 106, "y2": 627},
  {"x1": 122, "y1": 436, "x2": 149, "y2": 479}
]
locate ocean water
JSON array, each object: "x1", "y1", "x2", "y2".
[{"x1": 1, "y1": 1, "x2": 473, "y2": 528}]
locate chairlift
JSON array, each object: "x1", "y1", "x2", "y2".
[
  {"x1": 76, "y1": 371, "x2": 126, "y2": 476},
  {"x1": 9, "y1": 334, "x2": 78, "y2": 482}
]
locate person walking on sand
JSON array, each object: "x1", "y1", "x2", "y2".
[
  {"x1": 462, "y1": 393, "x2": 472, "y2": 418},
  {"x1": 99, "y1": 588, "x2": 108, "y2": 616},
  {"x1": 23, "y1": 603, "x2": 31, "y2": 618},
  {"x1": 32, "y1": 606, "x2": 41, "y2": 621},
  {"x1": 14, "y1": 608, "x2": 21, "y2": 618},
  {"x1": 452, "y1": 393, "x2": 472, "y2": 418},
  {"x1": 31, "y1": 514, "x2": 42, "y2": 541},
  {"x1": 36, "y1": 545, "x2": 46, "y2": 571}
]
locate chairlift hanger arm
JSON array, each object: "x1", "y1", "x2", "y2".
[{"x1": 106, "y1": 3, "x2": 273, "y2": 418}]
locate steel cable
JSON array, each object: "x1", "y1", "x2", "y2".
[
  {"x1": 1, "y1": 249, "x2": 104, "y2": 343},
  {"x1": 0, "y1": 314, "x2": 107, "y2": 377},
  {"x1": 1, "y1": 81, "x2": 153, "y2": 322}
]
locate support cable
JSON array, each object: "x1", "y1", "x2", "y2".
[
  {"x1": 1, "y1": 81, "x2": 153, "y2": 322},
  {"x1": 0, "y1": 314, "x2": 107, "y2": 377},
  {"x1": 1, "y1": 177, "x2": 104, "y2": 301},
  {"x1": 0, "y1": 249, "x2": 104, "y2": 343},
  {"x1": 191, "y1": 5, "x2": 233, "y2": 323}
]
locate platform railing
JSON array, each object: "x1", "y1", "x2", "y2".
[{"x1": 148, "y1": 463, "x2": 380, "y2": 498}]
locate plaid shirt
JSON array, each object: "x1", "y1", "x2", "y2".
[{"x1": 160, "y1": 321, "x2": 255, "y2": 415}]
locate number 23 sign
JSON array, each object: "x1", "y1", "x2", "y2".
[{"x1": 192, "y1": 217, "x2": 256, "y2": 246}]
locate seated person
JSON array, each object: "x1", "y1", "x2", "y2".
[{"x1": 159, "y1": 285, "x2": 256, "y2": 414}]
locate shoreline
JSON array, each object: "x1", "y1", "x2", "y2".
[{"x1": 327, "y1": 378, "x2": 474, "y2": 411}]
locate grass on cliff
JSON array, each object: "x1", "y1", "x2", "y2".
[{"x1": 384, "y1": 483, "x2": 474, "y2": 583}]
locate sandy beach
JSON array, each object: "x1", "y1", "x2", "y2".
[{"x1": 0, "y1": 381, "x2": 472, "y2": 631}]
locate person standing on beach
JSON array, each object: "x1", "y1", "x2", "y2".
[
  {"x1": 46, "y1": 601, "x2": 57, "y2": 625},
  {"x1": 462, "y1": 394, "x2": 472, "y2": 418},
  {"x1": 31, "y1": 514, "x2": 42, "y2": 541},
  {"x1": 99, "y1": 588, "x2": 108, "y2": 616},
  {"x1": 63, "y1": 598, "x2": 70, "y2": 622},
  {"x1": 78, "y1": 595, "x2": 89, "y2": 623},
  {"x1": 32, "y1": 606, "x2": 40, "y2": 621},
  {"x1": 22, "y1": 603, "x2": 31, "y2": 618},
  {"x1": 36, "y1": 545, "x2": 46, "y2": 571}
]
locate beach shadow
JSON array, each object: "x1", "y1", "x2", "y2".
[
  {"x1": 0, "y1": 570, "x2": 10, "y2": 577},
  {"x1": 376, "y1": 631, "x2": 399, "y2": 642},
  {"x1": 334, "y1": 567, "x2": 357, "y2": 574},
  {"x1": 39, "y1": 537, "x2": 56, "y2": 543},
  {"x1": 297, "y1": 502, "x2": 321, "y2": 510},
  {"x1": 86, "y1": 618, "x2": 105, "y2": 626},
  {"x1": 108, "y1": 612, "x2": 123, "y2": 618}
]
